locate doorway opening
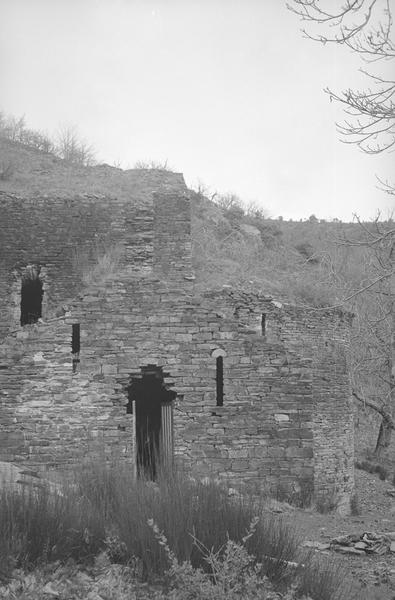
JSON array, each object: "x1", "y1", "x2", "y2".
[
  {"x1": 127, "y1": 366, "x2": 176, "y2": 479},
  {"x1": 20, "y1": 266, "x2": 43, "y2": 326}
]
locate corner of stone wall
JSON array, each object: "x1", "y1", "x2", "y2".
[{"x1": 152, "y1": 191, "x2": 194, "y2": 283}]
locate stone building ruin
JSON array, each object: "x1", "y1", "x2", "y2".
[{"x1": 0, "y1": 167, "x2": 354, "y2": 509}]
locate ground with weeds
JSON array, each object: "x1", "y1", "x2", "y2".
[
  {"x1": 275, "y1": 469, "x2": 395, "y2": 600},
  {"x1": 2, "y1": 467, "x2": 395, "y2": 600}
]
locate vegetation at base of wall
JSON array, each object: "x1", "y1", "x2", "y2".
[
  {"x1": 313, "y1": 494, "x2": 338, "y2": 515},
  {"x1": 274, "y1": 478, "x2": 313, "y2": 510},
  {"x1": 0, "y1": 460, "x2": 351, "y2": 599},
  {"x1": 76, "y1": 460, "x2": 300, "y2": 583},
  {"x1": 0, "y1": 484, "x2": 106, "y2": 577}
]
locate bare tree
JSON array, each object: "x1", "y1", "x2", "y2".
[
  {"x1": 56, "y1": 125, "x2": 96, "y2": 166},
  {"x1": 338, "y1": 217, "x2": 395, "y2": 455},
  {"x1": 288, "y1": 0, "x2": 395, "y2": 453},
  {"x1": 0, "y1": 112, "x2": 26, "y2": 142},
  {"x1": 288, "y1": 1, "x2": 395, "y2": 158}
]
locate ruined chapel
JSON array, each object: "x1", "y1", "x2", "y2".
[{"x1": 0, "y1": 154, "x2": 354, "y2": 507}]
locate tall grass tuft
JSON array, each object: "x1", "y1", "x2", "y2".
[
  {"x1": 298, "y1": 553, "x2": 355, "y2": 600},
  {"x1": 0, "y1": 460, "x2": 353, "y2": 599},
  {"x1": 76, "y1": 460, "x2": 300, "y2": 583},
  {"x1": 0, "y1": 484, "x2": 106, "y2": 575}
]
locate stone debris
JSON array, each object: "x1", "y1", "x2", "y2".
[
  {"x1": 0, "y1": 461, "x2": 63, "y2": 496},
  {"x1": 302, "y1": 541, "x2": 330, "y2": 551},
  {"x1": 303, "y1": 531, "x2": 395, "y2": 556}
]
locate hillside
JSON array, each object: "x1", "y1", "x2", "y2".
[{"x1": 0, "y1": 137, "x2": 186, "y2": 204}]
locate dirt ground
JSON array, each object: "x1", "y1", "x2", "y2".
[{"x1": 278, "y1": 468, "x2": 395, "y2": 600}]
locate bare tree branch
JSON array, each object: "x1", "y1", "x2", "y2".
[{"x1": 353, "y1": 389, "x2": 395, "y2": 428}]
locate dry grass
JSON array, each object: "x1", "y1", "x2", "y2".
[
  {"x1": 0, "y1": 460, "x2": 353, "y2": 599},
  {"x1": 72, "y1": 242, "x2": 124, "y2": 286}
]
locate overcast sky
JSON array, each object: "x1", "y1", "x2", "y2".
[{"x1": 0, "y1": 0, "x2": 393, "y2": 221}]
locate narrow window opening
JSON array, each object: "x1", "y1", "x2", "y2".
[
  {"x1": 216, "y1": 356, "x2": 224, "y2": 406},
  {"x1": 261, "y1": 313, "x2": 266, "y2": 336},
  {"x1": 72, "y1": 323, "x2": 80, "y2": 373},
  {"x1": 20, "y1": 267, "x2": 43, "y2": 326}
]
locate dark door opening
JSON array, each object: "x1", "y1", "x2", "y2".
[
  {"x1": 20, "y1": 268, "x2": 43, "y2": 326},
  {"x1": 127, "y1": 367, "x2": 175, "y2": 479}
]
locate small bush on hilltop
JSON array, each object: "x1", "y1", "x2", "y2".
[
  {"x1": 0, "y1": 110, "x2": 96, "y2": 166},
  {"x1": 134, "y1": 159, "x2": 172, "y2": 170}
]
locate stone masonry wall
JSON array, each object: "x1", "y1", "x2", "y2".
[
  {"x1": 0, "y1": 187, "x2": 353, "y2": 503},
  {"x1": 212, "y1": 290, "x2": 354, "y2": 501},
  {"x1": 0, "y1": 275, "x2": 314, "y2": 496},
  {"x1": 0, "y1": 314, "x2": 134, "y2": 468},
  {"x1": 153, "y1": 192, "x2": 193, "y2": 282},
  {"x1": 0, "y1": 171, "x2": 187, "y2": 339}
]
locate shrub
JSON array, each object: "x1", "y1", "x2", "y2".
[
  {"x1": 276, "y1": 479, "x2": 313, "y2": 509},
  {"x1": 0, "y1": 110, "x2": 95, "y2": 166},
  {"x1": 374, "y1": 464, "x2": 388, "y2": 480},
  {"x1": 0, "y1": 484, "x2": 106, "y2": 573},
  {"x1": 72, "y1": 242, "x2": 124, "y2": 285},
  {"x1": 297, "y1": 554, "x2": 354, "y2": 600},
  {"x1": 314, "y1": 493, "x2": 337, "y2": 514},
  {"x1": 0, "y1": 461, "x2": 353, "y2": 599},
  {"x1": 76, "y1": 461, "x2": 301, "y2": 584},
  {"x1": 149, "y1": 519, "x2": 301, "y2": 600},
  {"x1": 134, "y1": 159, "x2": 172, "y2": 170},
  {"x1": 149, "y1": 519, "x2": 351, "y2": 600},
  {"x1": 355, "y1": 459, "x2": 388, "y2": 480},
  {"x1": 294, "y1": 242, "x2": 319, "y2": 263}
]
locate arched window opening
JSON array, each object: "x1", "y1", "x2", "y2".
[
  {"x1": 216, "y1": 356, "x2": 224, "y2": 406},
  {"x1": 20, "y1": 267, "x2": 43, "y2": 326}
]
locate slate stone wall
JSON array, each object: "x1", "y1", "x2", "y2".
[
  {"x1": 0, "y1": 276, "x2": 351, "y2": 501},
  {"x1": 0, "y1": 185, "x2": 353, "y2": 506},
  {"x1": 0, "y1": 172, "x2": 186, "y2": 339}
]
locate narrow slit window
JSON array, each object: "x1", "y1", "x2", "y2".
[
  {"x1": 261, "y1": 314, "x2": 266, "y2": 336},
  {"x1": 72, "y1": 324, "x2": 80, "y2": 373},
  {"x1": 216, "y1": 356, "x2": 224, "y2": 406}
]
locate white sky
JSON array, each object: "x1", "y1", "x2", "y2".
[{"x1": 0, "y1": 0, "x2": 393, "y2": 221}]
